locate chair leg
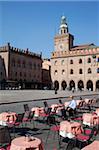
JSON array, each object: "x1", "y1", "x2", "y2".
[{"x1": 45, "y1": 128, "x2": 51, "y2": 147}]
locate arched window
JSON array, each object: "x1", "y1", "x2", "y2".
[
  {"x1": 87, "y1": 58, "x2": 91, "y2": 63},
  {"x1": 17, "y1": 59, "x2": 21, "y2": 67},
  {"x1": 34, "y1": 63, "x2": 36, "y2": 69},
  {"x1": 79, "y1": 59, "x2": 82, "y2": 64},
  {"x1": 61, "y1": 60, "x2": 64, "y2": 65},
  {"x1": 54, "y1": 70, "x2": 58, "y2": 75},
  {"x1": 79, "y1": 69, "x2": 83, "y2": 74},
  {"x1": 54, "y1": 60, "x2": 57, "y2": 65},
  {"x1": 15, "y1": 72, "x2": 17, "y2": 77},
  {"x1": 20, "y1": 72, "x2": 22, "y2": 77},
  {"x1": 62, "y1": 69, "x2": 65, "y2": 75},
  {"x1": 22, "y1": 61, "x2": 26, "y2": 68},
  {"x1": 88, "y1": 68, "x2": 92, "y2": 74},
  {"x1": 12, "y1": 59, "x2": 15, "y2": 67},
  {"x1": 70, "y1": 59, "x2": 73, "y2": 64},
  {"x1": 70, "y1": 69, "x2": 73, "y2": 74}
]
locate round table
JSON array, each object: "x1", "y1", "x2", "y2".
[{"x1": 10, "y1": 136, "x2": 43, "y2": 150}]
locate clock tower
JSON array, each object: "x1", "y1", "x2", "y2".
[{"x1": 54, "y1": 16, "x2": 74, "y2": 51}]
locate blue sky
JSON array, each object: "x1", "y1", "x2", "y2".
[{"x1": 0, "y1": 1, "x2": 99, "y2": 58}]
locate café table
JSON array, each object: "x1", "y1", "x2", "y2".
[
  {"x1": 83, "y1": 113, "x2": 99, "y2": 126},
  {"x1": 10, "y1": 136, "x2": 43, "y2": 150},
  {"x1": 31, "y1": 107, "x2": 44, "y2": 117},
  {"x1": 50, "y1": 104, "x2": 59, "y2": 112},
  {"x1": 0, "y1": 112, "x2": 17, "y2": 126},
  {"x1": 84, "y1": 99, "x2": 90, "y2": 104},
  {"x1": 81, "y1": 140, "x2": 99, "y2": 150},
  {"x1": 0, "y1": 125, "x2": 11, "y2": 145},
  {"x1": 60, "y1": 120, "x2": 83, "y2": 138}
]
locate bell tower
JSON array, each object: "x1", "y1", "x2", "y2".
[
  {"x1": 54, "y1": 16, "x2": 74, "y2": 51},
  {"x1": 59, "y1": 15, "x2": 68, "y2": 35}
]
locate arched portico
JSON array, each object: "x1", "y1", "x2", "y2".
[
  {"x1": 69, "y1": 80, "x2": 75, "y2": 90},
  {"x1": 78, "y1": 80, "x2": 84, "y2": 91},
  {"x1": 54, "y1": 80, "x2": 59, "y2": 90},
  {"x1": 61, "y1": 80, "x2": 67, "y2": 90},
  {"x1": 86, "y1": 80, "x2": 93, "y2": 91},
  {"x1": 96, "y1": 80, "x2": 99, "y2": 90}
]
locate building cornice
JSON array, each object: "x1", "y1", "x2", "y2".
[{"x1": 51, "y1": 47, "x2": 99, "y2": 59}]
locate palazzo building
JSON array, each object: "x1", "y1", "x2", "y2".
[
  {"x1": 51, "y1": 16, "x2": 99, "y2": 91},
  {"x1": 0, "y1": 43, "x2": 42, "y2": 89}
]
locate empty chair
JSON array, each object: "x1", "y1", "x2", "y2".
[
  {"x1": 23, "y1": 104, "x2": 29, "y2": 112},
  {"x1": 15, "y1": 113, "x2": 24, "y2": 126},
  {"x1": 43, "y1": 101, "x2": 48, "y2": 107},
  {"x1": 45, "y1": 115, "x2": 60, "y2": 149},
  {"x1": 66, "y1": 139, "x2": 76, "y2": 150},
  {"x1": 10, "y1": 113, "x2": 24, "y2": 137},
  {"x1": 0, "y1": 126, "x2": 11, "y2": 149}
]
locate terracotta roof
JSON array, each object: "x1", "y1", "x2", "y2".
[{"x1": 71, "y1": 43, "x2": 95, "y2": 50}]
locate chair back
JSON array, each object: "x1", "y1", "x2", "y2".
[
  {"x1": 23, "y1": 111, "x2": 31, "y2": 120},
  {"x1": 15, "y1": 113, "x2": 24, "y2": 123},
  {"x1": 23, "y1": 104, "x2": 29, "y2": 112},
  {"x1": 46, "y1": 107, "x2": 52, "y2": 115},
  {"x1": 47, "y1": 115, "x2": 56, "y2": 125},
  {"x1": 0, "y1": 126, "x2": 11, "y2": 144},
  {"x1": 28, "y1": 111, "x2": 35, "y2": 120},
  {"x1": 43, "y1": 101, "x2": 48, "y2": 108}
]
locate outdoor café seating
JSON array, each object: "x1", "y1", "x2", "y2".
[{"x1": 59, "y1": 120, "x2": 83, "y2": 138}]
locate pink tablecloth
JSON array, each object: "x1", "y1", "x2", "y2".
[
  {"x1": 83, "y1": 113, "x2": 99, "y2": 126},
  {"x1": 31, "y1": 107, "x2": 44, "y2": 117},
  {"x1": 82, "y1": 140, "x2": 99, "y2": 150},
  {"x1": 10, "y1": 136, "x2": 43, "y2": 150},
  {"x1": 0, "y1": 112, "x2": 17, "y2": 123},
  {"x1": 96, "y1": 108, "x2": 99, "y2": 116},
  {"x1": 60, "y1": 121, "x2": 83, "y2": 138},
  {"x1": 84, "y1": 98, "x2": 91, "y2": 104}
]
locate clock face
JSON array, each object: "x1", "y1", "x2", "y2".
[{"x1": 58, "y1": 43, "x2": 64, "y2": 50}]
